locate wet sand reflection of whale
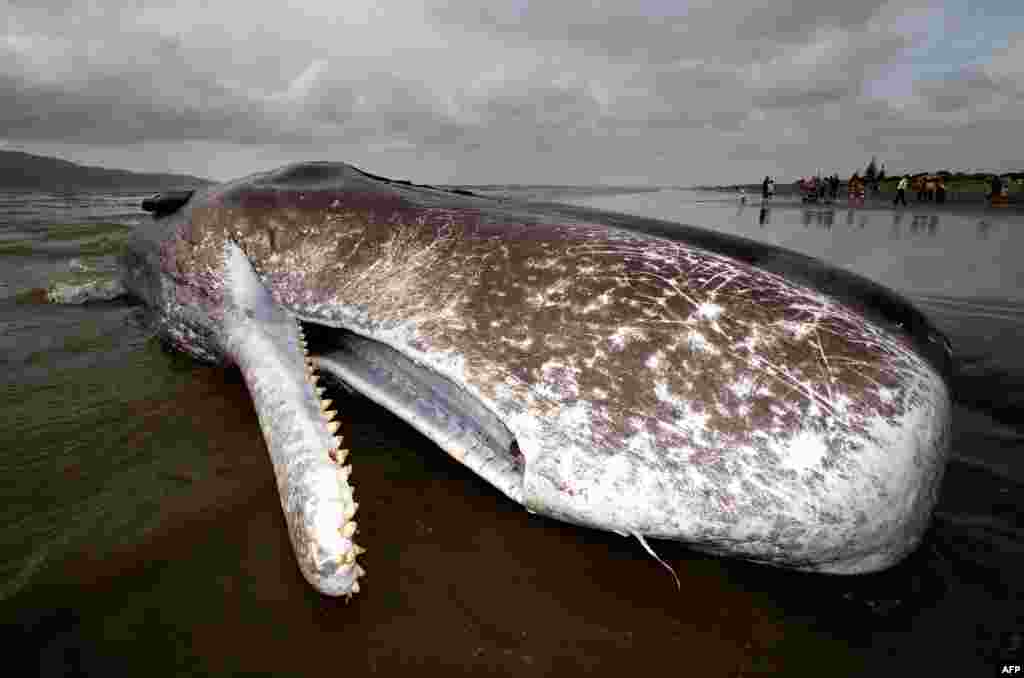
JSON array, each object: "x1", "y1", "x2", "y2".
[{"x1": 121, "y1": 161, "x2": 953, "y2": 597}]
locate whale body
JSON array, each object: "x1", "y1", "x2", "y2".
[{"x1": 120, "y1": 161, "x2": 953, "y2": 596}]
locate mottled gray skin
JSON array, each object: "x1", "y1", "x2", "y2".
[{"x1": 121, "y1": 161, "x2": 953, "y2": 591}]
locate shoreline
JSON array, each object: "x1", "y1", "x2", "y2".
[
  {"x1": 695, "y1": 182, "x2": 1022, "y2": 206},
  {"x1": 712, "y1": 193, "x2": 1024, "y2": 216}
]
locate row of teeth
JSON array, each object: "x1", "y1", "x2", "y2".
[{"x1": 298, "y1": 324, "x2": 365, "y2": 598}]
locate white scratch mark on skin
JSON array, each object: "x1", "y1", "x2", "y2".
[
  {"x1": 696, "y1": 301, "x2": 724, "y2": 320},
  {"x1": 686, "y1": 329, "x2": 718, "y2": 354},
  {"x1": 501, "y1": 335, "x2": 534, "y2": 350},
  {"x1": 609, "y1": 326, "x2": 646, "y2": 351}
]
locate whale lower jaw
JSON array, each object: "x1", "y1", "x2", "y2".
[{"x1": 221, "y1": 242, "x2": 365, "y2": 597}]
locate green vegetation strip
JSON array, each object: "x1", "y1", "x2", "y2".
[{"x1": 45, "y1": 222, "x2": 134, "y2": 240}]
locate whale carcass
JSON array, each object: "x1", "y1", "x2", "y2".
[{"x1": 120, "y1": 162, "x2": 953, "y2": 596}]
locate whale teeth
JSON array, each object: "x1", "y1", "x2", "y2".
[
  {"x1": 343, "y1": 549, "x2": 356, "y2": 564},
  {"x1": 326, "y1": 421, "x2": 341, "y2": 434},
  {"x1": 341, "y1": 521, "x2": 357, "y2": 538},
  {"x1": 322, "y1": 409, "x2": 338, "y2": 421},
  {"x1": 320, "y1": 399, "x2": 333, "y2": 411},
  {"x1": 353, "y1": 544, "x2": 366, "y2": 556}
]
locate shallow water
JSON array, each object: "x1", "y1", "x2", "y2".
[{"x1": 1, "y1": 189, "x2": 1021, "y2": 675}]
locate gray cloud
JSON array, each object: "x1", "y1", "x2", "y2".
[{"x1": 2, "y1": 0, "x2": 1022, "y2": 183}]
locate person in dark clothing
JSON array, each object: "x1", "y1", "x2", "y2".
[
  {"x1": 762, "y1": 176, "x2": 770, "y2": 201},
  {"x1": 990, "y1": 174, "x2": 1003, "y2": 198}
]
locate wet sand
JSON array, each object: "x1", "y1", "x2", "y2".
[{"x1": 1, "y1": 346, "x2": 1019, "y2": 676}]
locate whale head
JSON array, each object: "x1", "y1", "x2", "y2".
[{"x1": 121, "y1": 161, "x2": 953, "y2": 596}]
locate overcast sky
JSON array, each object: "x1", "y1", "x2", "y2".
[{"x1": 3, "y1": 0, "x2": 1021, "y2": 185}]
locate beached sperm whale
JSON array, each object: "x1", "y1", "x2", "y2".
[{"x1": 120, "y1": 161, "x2": 953, "y2": 597}]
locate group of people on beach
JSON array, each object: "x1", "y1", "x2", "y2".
[
  {"x1": 798, "y1": 174, "x2": 845, "y2": 203},
  {"x1": 744, "y1": 170, "x2": 1013, "y2": 209},
  {"x1": 884, "y1": 173, "x2": 1010, "y2": 207}
]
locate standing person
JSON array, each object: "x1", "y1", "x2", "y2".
[
  {"x1": 848, "y1": 172, "x2": 863, "y2": 204},
  {"x1": 894, "y1": 175, "x2": 908, "y2": 206},
  {"x1": 990, "y1": 174, "x2": 1003, "y2": 199},
  {"x1": 762, "y1": 176, "x2": 770, "y2": 201},
  {"x1": 990, "y1": 174, "x2": 1008, "y2": 206}
]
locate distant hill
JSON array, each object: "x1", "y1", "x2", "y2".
[{"x1": 0, "y1": 150, "x2": 213, "y2": 192}]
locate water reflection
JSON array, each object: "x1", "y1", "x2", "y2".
[
  {"x1": 746, "y1": 205, "x2": 1023, "y2": 242},
  {"x1": 799, "y1": 209, "x2": 835, "y2": 229},
  {"x1": 571, "y1": 190, "x2": 1024, "y2": 303},
  {"x1": 909, "y1": 214, "x2": 940, "y2": 235}
]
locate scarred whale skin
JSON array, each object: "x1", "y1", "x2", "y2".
[{"x1": 123, "y1": 161, "x2": 953, "y2": 582}]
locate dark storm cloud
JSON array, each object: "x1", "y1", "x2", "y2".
[
  {"x1": 3, "y1": 0, "x2": 1022, "y2": 183},
  {"x1": 0, "y1": 71, "x2": 317, "y2": 145},
  {"x1": 431, "y1": 0, "x2": 891, "y2": 64}
]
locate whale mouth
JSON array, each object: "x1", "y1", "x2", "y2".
[{"x1": 298, "y1": 321, "x2": 527, "y2": 504}]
